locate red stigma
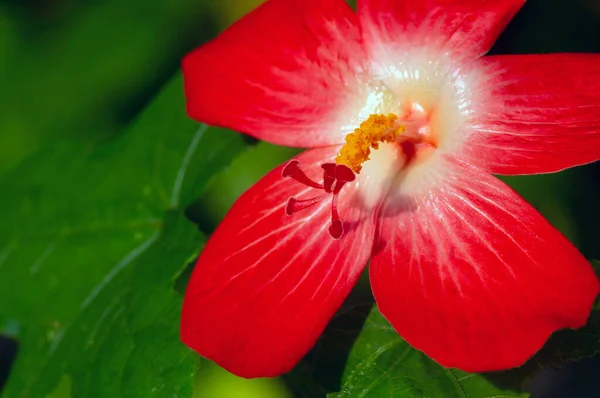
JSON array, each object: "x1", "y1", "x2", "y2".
[{"x1": 282, "y1": 160, "x2": 355, "y2": 239}]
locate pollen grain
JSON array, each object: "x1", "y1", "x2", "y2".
[{"x1": 335, "y1": 114, "x2": 405, "y2": 173}]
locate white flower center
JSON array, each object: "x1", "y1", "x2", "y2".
[{"x1": 344, "y1": 53, "x2": 484, "y2": 209}]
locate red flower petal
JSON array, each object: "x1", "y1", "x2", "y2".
[
  {"x1": 358, "y1": 0, "x2": 524, "y2": 64},
  {"x1": 181, "y1": 146, "x2": 376, "y2": 378},
  {"x1": 462, "y1": 54, "x2": 600, "y2": 174},
  {"x1": 370, "y1": 156, "x2": 599, "y2": 372},
  {"x1": 183, "y1": 0, "x2": 368, "y2": 148}
]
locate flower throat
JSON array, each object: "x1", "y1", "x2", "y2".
[{"x1": 282, "y1": 114, "x2": 404, "y2": 239}]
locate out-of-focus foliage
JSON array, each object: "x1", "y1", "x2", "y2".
[
  {"x1": 194, "y1": 360, "x2": 292, "y2": 398},
  {"x1": 0, "y1": 0, "x2": 267, "y2": 175},
  {"x1": 0, "y1": 0, "x2": 290, "y2": 396},
  {"x1": 0, "y1": 73, "x2": 248, "y2": 396}
]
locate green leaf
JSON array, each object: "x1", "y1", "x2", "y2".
[
  {"x1": 0, "y1": 73, "x2": 247, "y2": 397},
  {"x1": 330, "y1": 298, "x2": 600, "y2": 398},
  {"x1": 328, "y1": 306, "x2": 528, "y2": 398}
]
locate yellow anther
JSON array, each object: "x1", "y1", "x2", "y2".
[{"x1": 335, "y1": 114, "x2": 405, "y2": 173}]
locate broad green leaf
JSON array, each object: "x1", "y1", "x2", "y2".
[
  {"x1": 330, "y1": 301, "x2": 600, "y2": 398},
  {"x1": 0, "y1": 73, "x2": 247, "y2": 397},
  {"x1": 328, "y1": 306, "x2": 528, "y2": 398}
]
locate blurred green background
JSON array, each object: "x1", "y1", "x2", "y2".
[
  {"x1": 0, "y1": 0, "x2": 298, "y2": 396},
  {"x1": 0, "y1": 0, "x2": 599, "y2": 397}
]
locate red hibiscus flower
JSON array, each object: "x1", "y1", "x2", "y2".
[{"x1": 180, "y1": 0, "x2": 600, "y2": 378}]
